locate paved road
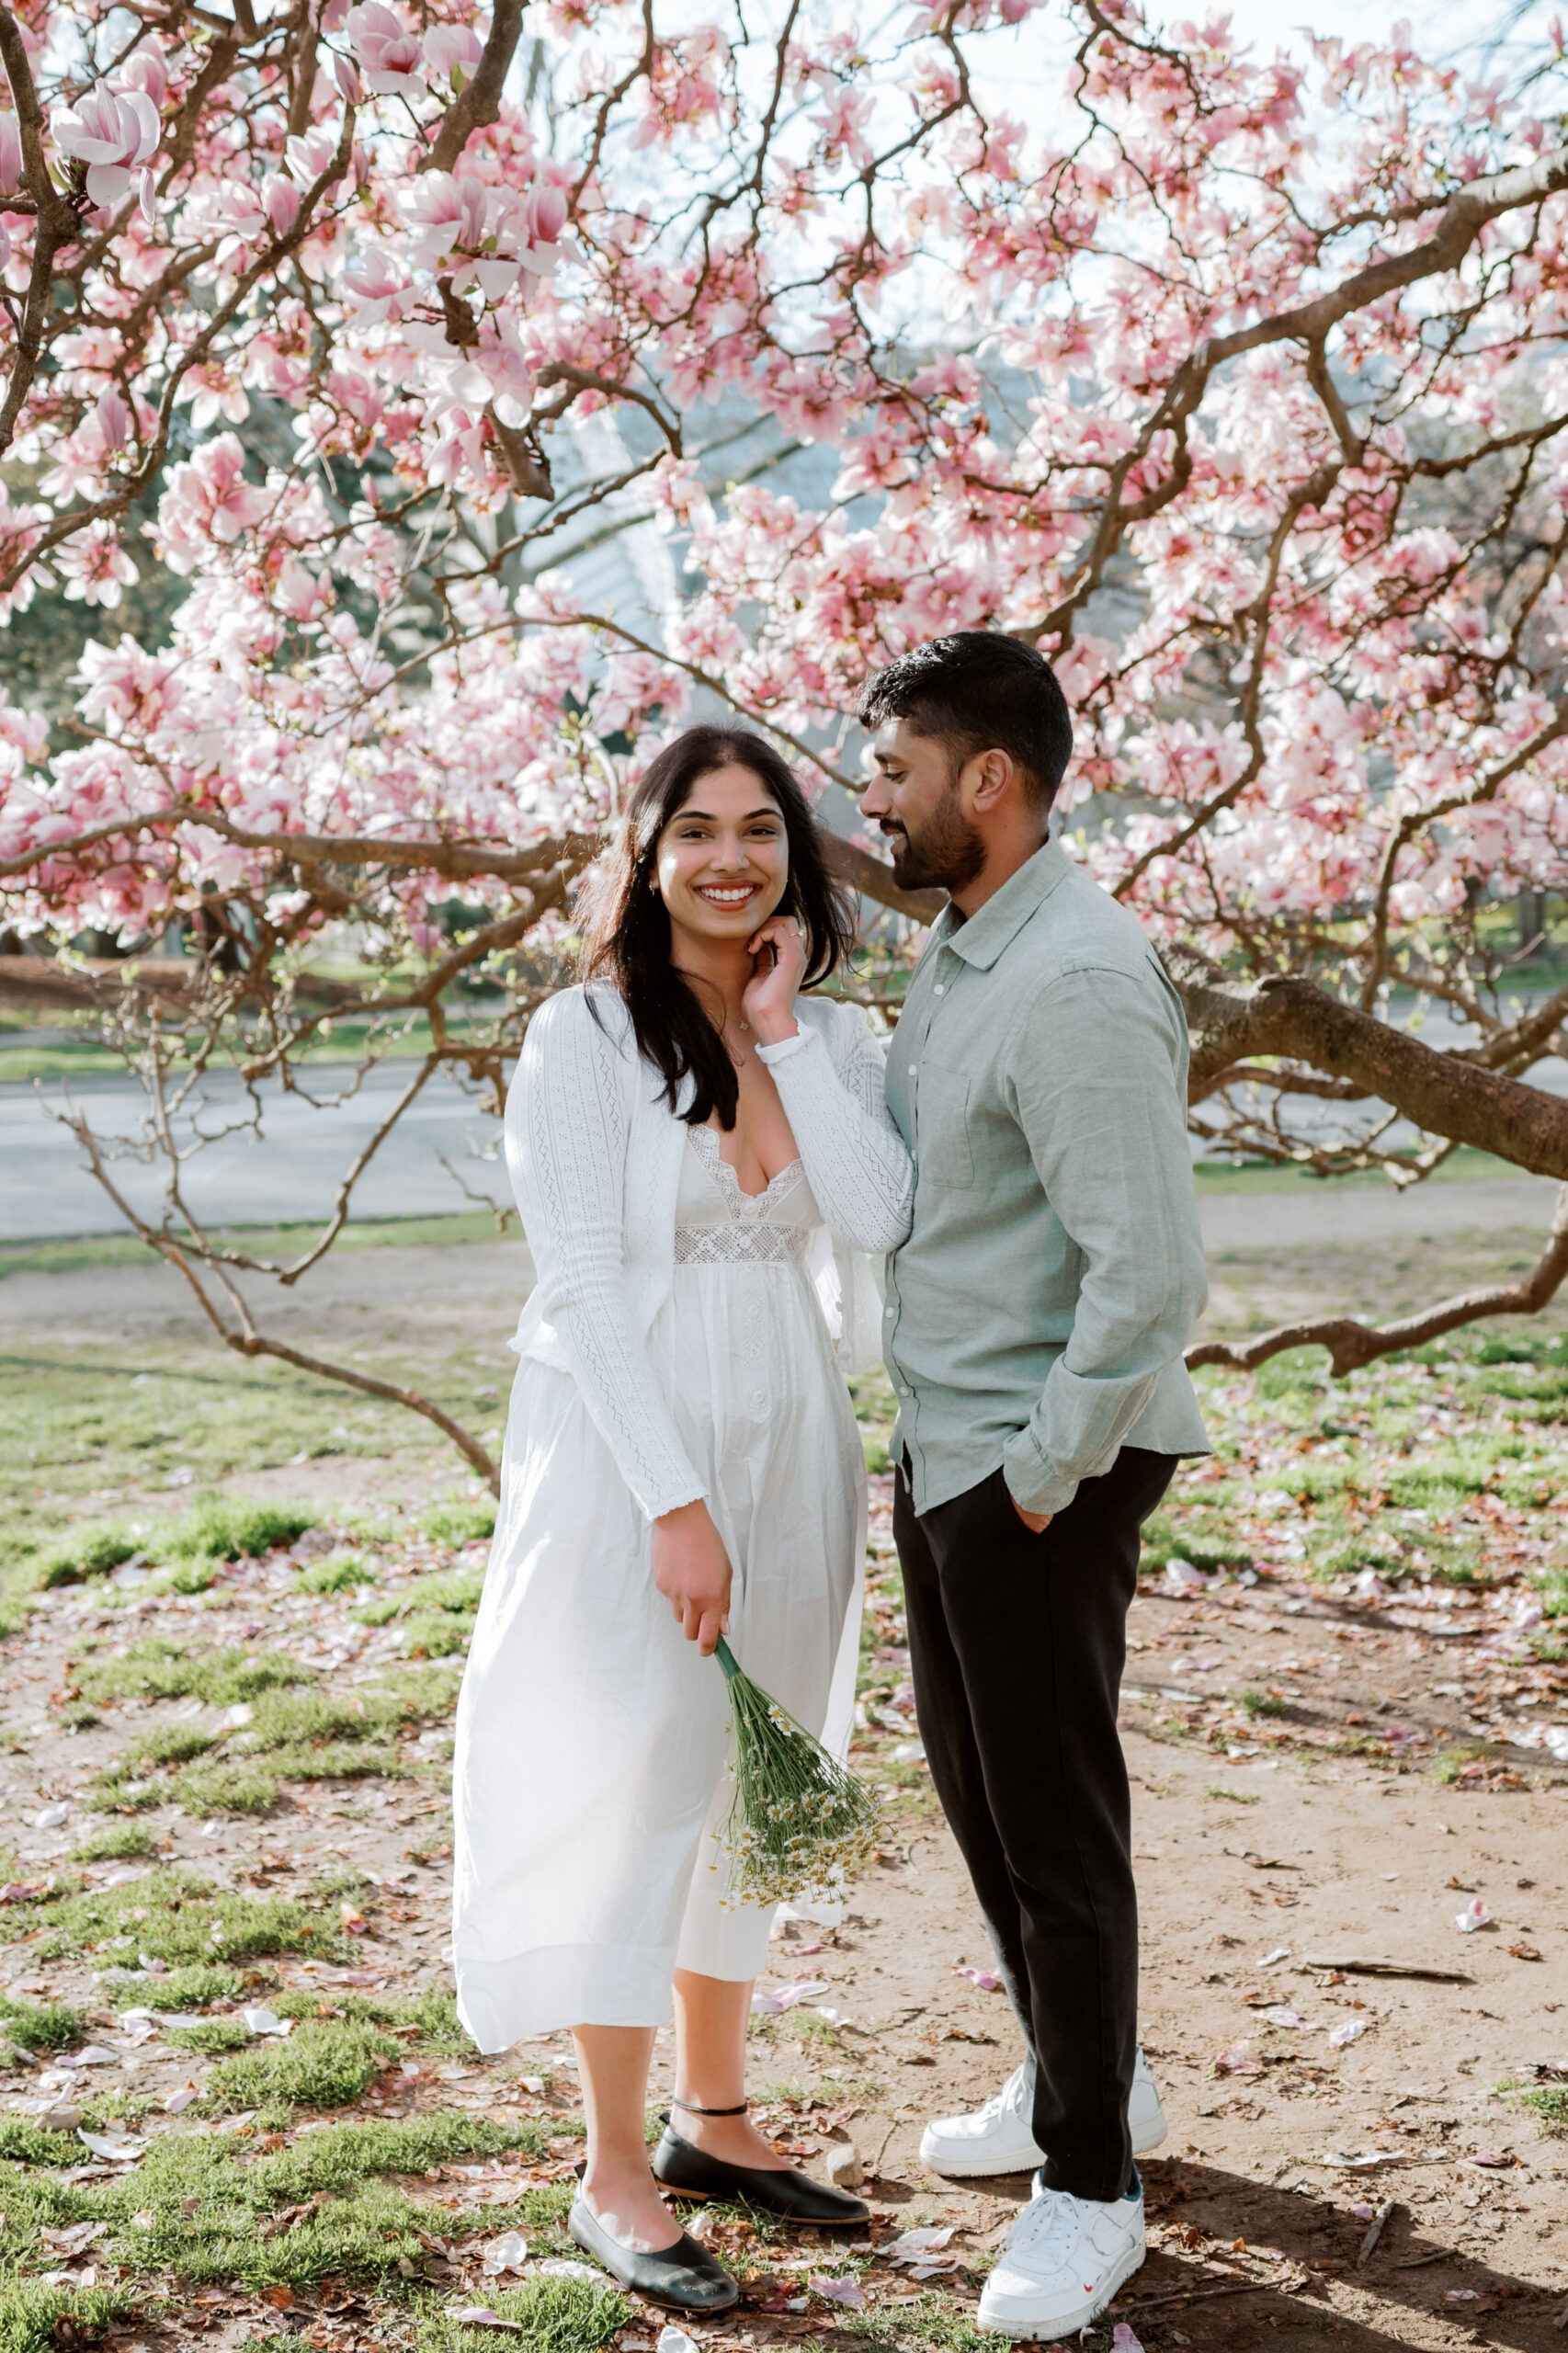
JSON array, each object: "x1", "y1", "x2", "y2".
[
  {"x1": 2, "y1": 1179, "x2": 1561, "y2": 1345},
  {"x1": 3, "y1": 1034, "x2": 1564, "y2": 1245},
  {"x1": 1, "y1": 1062, "x2": 510, "y2": 1241}
]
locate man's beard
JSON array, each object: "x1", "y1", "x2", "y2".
[{"x1": 881, "y1": 788, "x2": 985, "y2": 895}]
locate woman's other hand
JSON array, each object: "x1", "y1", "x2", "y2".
[
  {"x1": 741, "y1": 915, "x2": 805, "y2": 1045},
  {"x1": 653, "y1": 1498, "x2": 733, "y2": 1654}
]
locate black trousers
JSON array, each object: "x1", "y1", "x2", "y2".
[{"x1": 894, "y1": 1446, "x2": 1176, "y2": 2203}]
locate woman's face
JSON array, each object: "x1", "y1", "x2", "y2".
[{"x1": 653, "y1": 763, "x2": 790, "y2": 946}]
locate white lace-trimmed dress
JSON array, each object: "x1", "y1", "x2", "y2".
[{"x1": 453, "y1": 988, "x2": 912, "y2": 2051}]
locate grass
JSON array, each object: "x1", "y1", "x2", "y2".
[
  {"x1": 416, "y1": 2279, "x2": 630, "y2": 2353},
  {"x1": 6, "y1": 1868, "x2": 352, "y2": 1969},
  {"x1": 0, "y1": 2000, "x2": 85, "y2": 2052},
  {"x1": 0, "y1": 2118, "x2": 85, "y2": 2166},
  {"x1": 1517, "y1": 2085, "x2": 1568, "y2": 2136},
  {"x1": 1436, "y1": 1741, "x2": 1504, "y2": 1785},
  {"x1": 1204, "y1": 1783, "x2": 1261, "y2": 1803},
  {"x1": 163, "y1": 1491, "x2": 319, "y2": 1563},
  {"x1": 97, "y1": 1964, "x2": 249, "y2": 2009},
  {"x1": 204, "y1": 2017, "x2": 402, "y2": 2114},
  {"x1": 36, "y1": 1524, "x2": 142, "y2": 1587},
  {"x1": 240, "y1": 1688, "x2": 411, "y2": 1749},
  {"x1": 1240, "y1": 1688, "x2": 1289, "y2": 1719},
  {"x1": 77, "y1": 1636, "x2": 312, "y2": 1708},
  {"x1": 22, "y1": 1488, "x2": 319, "y2": 1604},
  {"x1": 125, "y1": 1722, "x2": 218, "y2": 1768},
  {"x1": 840, "y1": 2293, "x2": 988, "y2": 2353},
  {"x1": 74, "y1": 1641, "x2": 418, "y2": 1810},
  {"x1": 84, "y1": 1769, "x2": 163, "y2": 1812},
  {"x1": 353, "y1": 1567, "x2": 484, "y2": 1659},
  {"x1": 72, "y1": 1819, "x2": 157, "y2": 1862},
  {"x1": 0, "y1": 2110, "x2": 531, "y2": 2307},
  {"x1": 2, "y1": 1234, "x2": 1562, "y2": 2353},
  {"x1": 0, "y1": 2279, "x2": 131, "y2": 2353},
  {"x1": 0, "y1": 1208, "x2": 519, "y2": 1275},
  {"x1": 164, "y1": 2017, "x2": 254, "y2": 2053},
  {"x1": 0, "y1": 1336, "x2": 499, "y2": 1623},
  {"x1": 180, "y1": 1756, "x2": 283, "y2": 1811},
  {"x1": 295, "y1": 1549, "x2": 372, "y2": 1594},
  {"x1": 421, "y1": 1498, "x2": 496, "y2": 1547}
]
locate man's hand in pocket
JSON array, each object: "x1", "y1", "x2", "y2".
[{"x1": 1013, "y1": 1500, "x2": 1052, "y2": 1535}]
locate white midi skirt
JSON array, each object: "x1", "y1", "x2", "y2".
[{"x1": 451, "y1": 1254, "x2": 865, "y2": 2052}]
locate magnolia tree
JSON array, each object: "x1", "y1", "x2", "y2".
[{"x1": 2, "y1": 0, "x2": 1567, "y2": 1489}]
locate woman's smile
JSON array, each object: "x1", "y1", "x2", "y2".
[{"x1": 694, "y1": 881, "x2": 763, "y2": 907}]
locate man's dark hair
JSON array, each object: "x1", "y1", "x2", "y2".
[{"x1": 857, "y1": 632, "x2": 1072, "y2": 809}]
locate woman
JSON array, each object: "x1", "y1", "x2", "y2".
[{"x1": 452, "y1": 725, "x2": 914, "y2": 2313}]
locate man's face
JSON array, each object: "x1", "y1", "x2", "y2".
[{"x1": 859, "y1": 716, "x2": 984, "y2": 894}]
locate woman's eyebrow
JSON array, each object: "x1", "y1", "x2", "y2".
[{"x1": 675, "y1": 806, "x2": 781, "y2": 823}]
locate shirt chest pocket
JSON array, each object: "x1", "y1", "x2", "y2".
[{"x1": 915, "y1": 1061, "x2": 974, "y2": 1189}]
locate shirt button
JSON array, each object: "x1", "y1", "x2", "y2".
[
  {"x1": 897, "y1": 1383, "x2": 910, "y2": 1395},
  {"x1": 934, "y1": 983, "x2": 944, "y2": 995},
  {"x1": 907, "y1": 1063, "x2": 916, "y2": 1076}
]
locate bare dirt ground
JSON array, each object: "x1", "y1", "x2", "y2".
[{"x1": 0, "y1": 1214, "x2": 1564, "y2": 2353}]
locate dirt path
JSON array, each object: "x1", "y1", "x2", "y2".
[{"x1": 1, "y1": 1453, "x2": 1563, "y2": 2353}]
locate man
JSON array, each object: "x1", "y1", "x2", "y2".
[{"x1": 859, "y1": 632, "x2": 1210, "y2": 2341}]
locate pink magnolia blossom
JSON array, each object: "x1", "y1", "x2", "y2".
[
  {"x1": 401, "y1": 170, "x2": 487, "y2": 265},
  {"x1": 0, "y1": 0, "x2": 1562, "y2": 1152},
  {"x1": 174, "y1": 364, "x2": 250, "y2": 430},
  {"x1": 56, "y1": 520, "x2": 140, "y2": 608},
  {"x1": 96, "y1": 385, "x2": 132, "y2": 450},
  {"x1": 157, "y1": 436, "x2": 270, "y2": 573},
  {"x1": 525, "y1": 183, "x2": 567, "y2": 248},
  {"x1": 118, "y1": 49, "x2": 169, "y2": 109},
  {"x1": 345, "y1": 3, "x2": 426, "y2": 97},
  {"x1": 285, "y1": 127, "x2": 341, "y2": 186},
  {"x1": 426, "y1": 23, "x2": 485, "y2": 83},
  {"x1": 51, "y1": 85, "x2": 160, "y2": 209},
  {"x1": 263, "y1": 173, "x2": 301, "y2": 236}
]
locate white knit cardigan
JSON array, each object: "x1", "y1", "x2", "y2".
[{"x1": 506, "y1": 981, "x2": 914, "y2": 1521}]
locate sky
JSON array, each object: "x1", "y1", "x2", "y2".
[{"x1": 1146, "y1": 0, "x2": 1551, "y2": 68}]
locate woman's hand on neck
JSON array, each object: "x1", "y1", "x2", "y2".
[{"x1": 667, "y1": 927, "x2": 758, "y2": 1048}]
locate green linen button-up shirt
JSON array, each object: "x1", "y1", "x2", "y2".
[{"x1": 882, "y1": 838, "x2": 1210, "y2": 1519}]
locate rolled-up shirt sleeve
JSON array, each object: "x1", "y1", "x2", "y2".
[{"x1": 997, "y1": 963, "x2": 1208, "y2": 1519}]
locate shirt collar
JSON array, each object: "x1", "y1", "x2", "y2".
[{"x1": 935, "y1": 839, "x2": 1070, "y2": 970}]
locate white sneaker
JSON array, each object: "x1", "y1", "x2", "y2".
[
  {"x1": 919, "y1": 2050, "x2": 1167, "y2": 2177},
  {"x1": 977, "y1": 2170, "x2": 1145, "y2": 2340},
  {"x1": 1128, "y1": 2049, "x2": 1168, "y2": 2154}
]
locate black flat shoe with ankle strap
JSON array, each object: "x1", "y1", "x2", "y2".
[
  {"x1": 568, "y1": 2193, "x2": 741, "y2": 2313},
  {"x1": 652, "y1": 2097, "x2": 871, "y2": 2226}
]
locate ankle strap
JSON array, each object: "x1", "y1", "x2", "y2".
[{"x1": 670, "y1": 2096, "x2": 748, "y2": 2117}]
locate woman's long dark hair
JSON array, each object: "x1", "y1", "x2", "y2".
[{"x1": 579, "y1": 726, "x2": 857, "y2": 1131}]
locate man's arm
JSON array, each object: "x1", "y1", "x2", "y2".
[{"x1": 999, "y1": 961, "x2": 1208, "y2": 1520}]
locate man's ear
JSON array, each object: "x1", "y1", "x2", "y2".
[{"x1": 966, "y1": 747, "x2": 1015, "y2": 813}]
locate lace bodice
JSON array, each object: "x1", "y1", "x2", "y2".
[{"x1": 673, "y1": 1124, "x2": 818, "y2": 1265}]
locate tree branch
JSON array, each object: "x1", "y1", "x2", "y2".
[
  {"x1": 1164, "y1": 943, "x2": 1568, "y2": 1179},
  {"x1": 1188, "y1": 1182, "x2": 1568, "y2": 1376},
  {"x1": 819, "y1": 835, "x2": 945, "y2": 924},
  {"x1": 422, "y1": 0, "x2": 525, "y2": 175}
]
